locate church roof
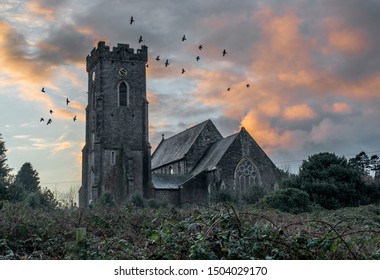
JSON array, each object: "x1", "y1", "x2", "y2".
[
  {"x1": 152, "y1": 173, "x2": 192, "y2": 189},
  {"x1": 190, "y1": 133, "x2": 238, "y2": 175},
  {"x1": 151, "y1": 120, "x2": 212, "y2": 169}
]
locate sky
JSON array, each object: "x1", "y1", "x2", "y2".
[{"x1": 1, "y1": 0, "x2": 380, "y2": 195}]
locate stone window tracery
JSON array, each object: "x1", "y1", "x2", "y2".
[{"x1": 234, "y1": 157, "x2": 259, "y2": 192}]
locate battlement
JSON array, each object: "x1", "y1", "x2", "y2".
[{"x1": 86, "y1": 41, "x2": 148, "y2": 72}]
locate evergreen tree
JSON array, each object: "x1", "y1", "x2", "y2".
[
  {"x1": 0, "y1": 134, "x2": 11, "y2": 200},
  {"x1": 15, "y1": 162, "x2": 40, "y2": 193}
]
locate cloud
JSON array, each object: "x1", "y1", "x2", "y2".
[{"x1": 283, "y1": 104, "x2": 316, "y2": 121}]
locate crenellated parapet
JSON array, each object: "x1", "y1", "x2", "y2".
[{"x1": 86, "y1": 41, "x2": 148, "y2": 72}]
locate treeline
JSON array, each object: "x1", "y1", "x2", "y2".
[{"x1": 0, "y1": 134, "x2": 57, "y2": 209}]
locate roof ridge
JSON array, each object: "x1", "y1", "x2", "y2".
[{"x1": 162, "y1": 119, "x2": 210, "y2": 142}]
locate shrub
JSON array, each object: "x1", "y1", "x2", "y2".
[
  {"x1": 258, "y1": 188, "x2": 312, "y2": 214},
  {"x1": 209, "y1": 188, "x2": 237, "y2": 204},
  {"x1": 129, "y1": 193, "x2": 145, "y2": 208}
]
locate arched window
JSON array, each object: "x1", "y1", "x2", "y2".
[
  {"x1": 178, "y1": 162, "x2": 181, "y2": 174},
  {"x1": 169, "y1": 166, "x2": 173, "y2": 174},
  {"x1": 119, "y1": 82, "x2": 128, "y2": 107},
  {"x1": 234, "y1": 157, "x2": 260, "y2": 193},
  {"x1": 111, "y1": 151, "x2": 115, "y2": 165}
]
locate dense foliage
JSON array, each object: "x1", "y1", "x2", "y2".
[
  {"x1": 282, "y1": 152, "x2": 380, "y2": 210},
  {"x1": 0, "y1": 202, "x2": 379, "y2": 260}
]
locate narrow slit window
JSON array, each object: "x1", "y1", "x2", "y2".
[
  {"x1": 119, "y1": 82, "x2": 127, "y2": 106},
  {"x1": 111, "y1": 151, "x2": 115, "y2": 165}
]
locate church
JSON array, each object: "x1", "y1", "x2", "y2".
[{"x1": 79, "y1": 41, "x2": 280, "y2": 207}]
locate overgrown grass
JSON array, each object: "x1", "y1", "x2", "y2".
[{"x1": 0, "y1": 201, "x2": 379, "y2": 259}]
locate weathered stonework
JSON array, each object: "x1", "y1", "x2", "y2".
[{"x1": 80, "y1": 41, "x2": 151, "y2": 207}]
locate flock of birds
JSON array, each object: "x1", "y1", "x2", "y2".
[
  {"x1": 39, "y1": 15, "x2": 252, "y2": 126},
  {"x1": 131, "y1": 16, "x2": 252, "y2": 91},
  {"x1": 39, "y1": 87, "x2": 77, "y2": 125}
]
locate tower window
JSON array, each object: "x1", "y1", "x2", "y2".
[
  {"x1": 119, "y1": 82, "x2": 128, "y2": 107},
  {"x1": 111, "y1": 151, "x2": 116, "y2": 165}
]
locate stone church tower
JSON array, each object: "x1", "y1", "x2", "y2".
[{"x1": 79, "y1": 41, "x2": 152, "y2": 207}]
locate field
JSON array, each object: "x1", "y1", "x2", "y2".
[{"x1": 0, "y1": 201, "x2": 379, "y2": 260}]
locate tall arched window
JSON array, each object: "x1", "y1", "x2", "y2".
[
  {"x1": 234, "y1": 157, "x2": 259, "y2": 193},
  {"x1": 119, "y1": 82, "x2": 128, "y2": 107}
]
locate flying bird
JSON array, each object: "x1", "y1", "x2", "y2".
[
  {"x1": 146, "y1": 64, "x2": 149, "y2": 68},
  {"x1": 40, "y1": 118, "x2": 44, "y2": 122},
  {"x1": 66, "y1": 98, "x2": 70, "y2": 105},
  {"x1": 130, "y1": 16, "x2": 134, "y2": 25},
  {"x1": 73, "y1": 116, "x2": 77, "y2": 122},
  {"x1": 222, "y1": 49, "x2": 227, "y2": 56},
  {"x1": 49, "y1": 110, "x2": 53, "y2": 114},
  {"x1": 138, "y1": 35, "x2": 143, "y2": 43},
  {"x1": 182, "y1": 35, "x2": 186, "y2": 41},
  {"x1": 165, "y1": 59, "x2": 169, "y2": 67},
  {"x1": 47, "y1": 119, "x2": 52, "y2": 125},
  {"x1": 196, "y1": 56, "x2": 200, "y2": 61},
  {"x1": 156, "y1": 55, "x2": 160, "y2": 61},
  {"x1": 246, "y1": 84, "x2": 250, "y2": 88},
  {"x1": 227, "y1": 88, "x2": 231, "y2": 91},
  {"x1": 182, "y1": 68, "x2": 185, "y2": 74},
  {"x1": 199, "y1": 45, "x2": 203, "y2": 50},
  {"x1": 41, "y1": 87, "x2": 45, "y2": 93}
]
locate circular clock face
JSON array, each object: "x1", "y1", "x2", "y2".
[{"x1": 118, "y1": 68, "x2": 128, "y2": 76}]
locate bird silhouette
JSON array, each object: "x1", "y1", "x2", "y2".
[
  {"x1": 182, "y1": 68, "x2": 185, "y2": 74},
  {"x1": 47, "y1": 119, "x2": 52, "y2": 125},
  {"x1": 156, "y1": 55, "x2": 160, "y2": 61},
  {"x1": 130, "y1": 16, "x2": 134, "y2": 25},
  {"x1": 49, "y1": 110, "x2": 53, "y2": 114},
  {"x1": 41, "y1": 87, "x2": 45, "y2": 93},
  {"x1": 227, "y1": 88, "x2": 231, "y2": 91},
  {"x1": 196, "y1": 56, "x2": 200, "y2": 61},
  {"x1": 199, "y1": 45, "x2": 203, "y2": 50},
  {"x1": 146, "y1": 64, "x2": 149, "y2": 68},
  {"x1": 66, "y1": 98, "x2": 70, "y2": 105},
  {"x1": 165, "y1": 59, "x2": 169, "y2": 67},
  {"x1": 138, "y1": 36, "x2": 143, "y2": 43},
  {"x1": 246, "y1": 84, "x2": 250, "y2": 88},
  {"x1": 223, "y1": 49, "x2": 227, "y2": 56},
  {"x1": 182, "y1": 35, "x2": 186, "y2": 41},
  {"x1": 73, "y1": 116, "x2": 77, "y2": 122},
  {"x1": 40, "y1": 118, "x2": 44, "y2": 122}
]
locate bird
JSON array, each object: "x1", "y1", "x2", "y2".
[
  {"x1": 40, "y1": 118, "x2": 44, "y2": 122},
  {"x1": 182, "y1": 35, "x2": 186, "y2": 42},
  {"x1": 41, "y1": 87, "x2": 45, "y2": 93},
  {"x1": 66, "y1": 98, "x2": 70, "y2": 105},
  {"x1": 227, "y1": 88, "x2": 231, "y2": 91},
  {"x1": 223, "y1": 49, "x2": 227, "y2": 56},
  {"x1": 138, "y1": 35, "x2": 143, "y2": 43},
  {"x1": 199, "y1": 45, "x2": 203, "y2": 50},
  {"x1": 165, "y1": 59, "x2": 169, "y2": 67},
  {"x1": 49, "y1": 110, "x2": 53, "y2": 114},
  {"x1": 156, "y1": 55, "x2": 160, "y2": 61},
  {"x1": 130, "y1": 16, "x2": 134, "y2": 25},
  {"x1": 246, "y1": 84, "x2": 250, "y2": 88},
  {"x1": 146, "y1": 64, "x2": 149, "y2": 68},
  {"x1": 196, "y1": 56, "x2": 200, "y2": 61},
  {"x1": 47, "y1": 119, "x2": 52, "y2": 125},
  {"x1": 182, "y1": 68, "x2": 185, "y2": 74},
  {"x1": 73, "y1": 116, "x2": 77, "y2": 122}
]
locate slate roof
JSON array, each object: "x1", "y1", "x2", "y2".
[
  {"x1": 151, "y1": 120, "x2": 211, "y2": 169},
  {"x1": 190, "y1": 133, "x2": 238, "y2": 175},
  {"x1": 152, "y1": 173, "x2": 192, "y2": 189}
]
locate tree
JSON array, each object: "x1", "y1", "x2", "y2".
[
  {"x1": 0, "y1": 134, "x2": 11, "y2": 200},
  {"x1": 14, "y1": 162, "x2": 40, "y2": 193},
  {"x1": 290, "y1": 152, "x2": 371, "y2": 209}
]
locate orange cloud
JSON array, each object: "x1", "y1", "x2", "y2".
[
  {"x1": 26, "y1": 1, "x2": 56, "y2": 21},
  {"x1": 324, "y1": 19, "x2": 368, "y2": 54},
  {"x1": 283, "y1": 104, "x2": 315, "y2": 121},
  {"x1": 331, "y1": 102, "x2": 352, "y2": 113},
  {"x1": 240, "y1": 111, "x2": 307, "y2": 153}
]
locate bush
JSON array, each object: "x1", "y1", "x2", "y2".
[
  {"x1": 210, "y1": 188, "x2": 237, "y2": 204},
  {"x1": 129, "y1": 193, "x2": 145, "y2": 208},
  {"x1": 258, "y1": 188, "x2": 312, "y2": 214},
  {"x1": 96, "y1": 192, "x2": 115, "y2": 207},
  {"x1": 240, "y1": 185, "x2": 266, "y2": 205}
]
